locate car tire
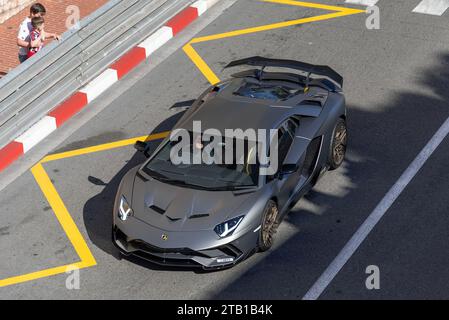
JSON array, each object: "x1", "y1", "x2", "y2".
[
  {"x1": 258, "y1": 200, "x2": 280, "y2": 252},
  {"x1": 328, "y1": 118, "x2": 347, "y2": 170}
]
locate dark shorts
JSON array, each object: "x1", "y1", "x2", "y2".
[{"x1": 18, "y1": 54, "x2": 28, "y2": 63}]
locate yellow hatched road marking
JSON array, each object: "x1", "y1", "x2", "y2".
[
  {"x1": 41, "y1": 132, "x2": 170, "y2": 163},
  {"x1": 1, "y1": 0, "x2": 364, "y2": 288},
  {"x1": 31, "y1": 163, "x2": 96, "y2": 265},
  {"x1": 185, "y1": 0, "x2": 364, "y2": 85},
  {"x1": 0, "y1": 132, "x2": 168, "y2": 288},
  {"x1": 183, "y1": 43, "x2": 221, "y2": 85},
  {"x1": 262, "y1": 0, "x2": 365, "y2": 13},
  {"x1": 190, "y1": 11, "x2": 361, "y2": 44},
  {"x1": 0, "y1": 263, "x2": 86, "y2": 288}
]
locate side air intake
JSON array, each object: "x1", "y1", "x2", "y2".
[{"x1": 298, "y1": 100, "x2": 322, "y2": 107}]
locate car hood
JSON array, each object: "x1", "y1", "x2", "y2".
[{"x1": 131, "y1": 174, "x2": 255, "y2": 232}]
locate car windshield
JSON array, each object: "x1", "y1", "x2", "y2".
[
  {"x1": 142, "y1": 133, "x2": 260, "y2": 191},
  {"x1": 234, "y1": 83, "x2": 295, "y2": 101}
]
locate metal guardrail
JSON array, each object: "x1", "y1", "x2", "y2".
[{"x1": 0, "y1": 0, "x2": 194, "y2": 149}]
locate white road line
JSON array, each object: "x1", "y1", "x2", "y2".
[
  {"x1": 413, "y1": 0, "x2": 449, "y2": 16},
  {"x1": 344, "y1": 0, "x2": 379, "y2": 6},
  {"x1": 303, "y1": 116, "x2": 449, "y2": 300}
]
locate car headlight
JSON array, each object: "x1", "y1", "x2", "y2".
[
  {"x1": 118, "y1": 196, "x2": 133, "y2": 221},
  {"x1": 214, "y1": 216, "x2": 244, "y2": 238}
]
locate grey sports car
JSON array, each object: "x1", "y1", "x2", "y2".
[{"x1": 113, "y1": 57, "x2": 347, "y2": 269}]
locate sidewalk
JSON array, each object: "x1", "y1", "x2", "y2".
[{"x1": 0, "y1": 0, "x2": 108, "y2": 75}]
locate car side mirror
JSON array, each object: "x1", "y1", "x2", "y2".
[{"x1": 134, "y1": 141, "x2": 150, "y2": 158}]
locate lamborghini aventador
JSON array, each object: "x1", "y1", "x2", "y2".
[{"x1": 112, "y1": 57, "x2": 348, "y2": 269}]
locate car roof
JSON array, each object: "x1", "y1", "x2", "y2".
[{"x1": 176, "y1": 78, "x2": 309, "y2": 132}]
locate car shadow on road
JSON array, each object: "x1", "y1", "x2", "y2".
[
  {"x1": 84, "y1": 52, "x2": 449, "y2": 294},
  {"x1": 207, "y1": 52, "x2": 449, "y2": 299}
]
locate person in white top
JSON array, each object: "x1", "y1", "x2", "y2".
[{"x1": 17, "y1": 3, "x2": 60, "y2": 63}]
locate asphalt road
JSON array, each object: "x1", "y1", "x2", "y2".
[{"x1": 1, "y1": 0, "x2": 449, "y2": 299}]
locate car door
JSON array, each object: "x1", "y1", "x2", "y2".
[
  {"x1": 275, "y1": 119, "x2": 302, "y2": 210},
  {"x1": 300, "y1": 135, "x2": 323, "y2": 182}
]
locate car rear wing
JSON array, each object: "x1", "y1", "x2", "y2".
[{"x1": 224, "y1": 56, "x2": 343, "y2": 88}]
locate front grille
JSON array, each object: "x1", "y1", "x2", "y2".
[
  {"x1": 114, "y1": 228, "x2": 245, "y2": 269},
  {"x1": 131, "y1": 240, "x2": 210, "y2": 258},
  {"x1": 133, "y1": 250, "x2": 202, "y2": 267}
]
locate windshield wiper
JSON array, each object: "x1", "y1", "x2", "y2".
[
  {"x1": 160, "y1": 177, "x2": 256, "y2": 192},
  {"x1": 146, "y1": 169, "x2": 257, "y2": 191},
  {"x1": 207, "y1": 185, "x2": 258, "y2": 191},
  {"x1": 145, "y1": 168, "x2": 169, "y2": 181}
]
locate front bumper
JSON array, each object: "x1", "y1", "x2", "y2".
[{"x1": 112, "y1": 224, "x2": 258, "y2": 270}]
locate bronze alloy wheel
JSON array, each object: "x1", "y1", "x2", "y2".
[
  {"x1": 329, "y1": 118, "x2": 347, "y2": 170},
  {"x1": 258, "y1": 200, "x2": 279, "y2": 252}
]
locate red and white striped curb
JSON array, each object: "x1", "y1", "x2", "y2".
[{"x1": 0, "y1": 0, "x2": 218, "y2": 173}]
